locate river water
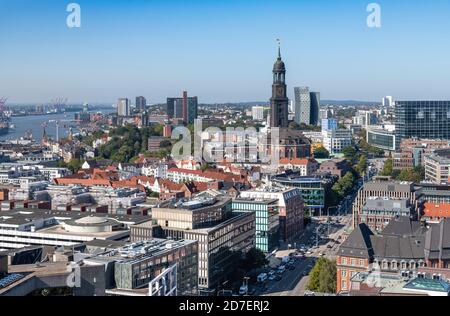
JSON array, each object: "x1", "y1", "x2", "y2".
[{"x1": 0, "y1": 113, "x2": 74, "y2": 142}]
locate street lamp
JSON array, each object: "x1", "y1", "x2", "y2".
[{"x1": 243, "y1": 277, "x2": 250, "y2": 296}]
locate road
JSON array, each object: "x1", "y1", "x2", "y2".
[{"x1": 259, "y1": 214, "x2": 353, "y2": 296}]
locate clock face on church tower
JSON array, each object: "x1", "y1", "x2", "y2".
[{"x1": 276, "y1": 86, "x2": 284, "y2": 97}]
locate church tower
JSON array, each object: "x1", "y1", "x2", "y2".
[{"x1": 270, "y1": 42, "x2": 289, "y2": 128}]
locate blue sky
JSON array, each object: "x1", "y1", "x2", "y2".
[{"x1": 1, "y1": 0, "x2": 450, "y2": 104}]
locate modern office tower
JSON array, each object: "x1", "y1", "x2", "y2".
[
  {"x1": 319, "y1": 108, "x2": 332, "y2": 121},
  {"x1": 232, "y1": 198, "x2": 280, "y2": 253},
  {"x1": 140, "y1": 110, "x2": 149, "y2": 127},
  {"x1": 117, "y1": 98, "x2": 130, "y2": 117},
  {"x1": 239, "y1": 187, "x2": 304, "y2": 243},
  {"x1": 166, "y1": 92, "x2": 198, "y2": 124},
  {"x1": 136, "y1": 96, "x2": 146, "y2": 111},
  {"x1": 353, "y1": 110, "x2": 378, "y2": 127},
  {"x1": 321, "y1": 118, "x2": 338, "y2": 134},
  {"x1": 309, "y1": 92, "x2": 320, "y2": 125},
  {"x1": 270, "y1": 46, "x2": 289, "y2": 128},
  {"x1": 294, "y1": 86, "x2": 311, "y2": 125},
  {"x1": 289, "y1": 100, "x2": 295, "y2": 113},
  {"x1": 152, "y1": 193, "x2": 255, "y2": 291},
  {"x1": 270, "y1": 175, "x2": 333, "y2": 217},
  {"x1": 85, "y1": 239, "x2": 199, "y2": 296},
  {"x1": 395, "y1": 101, "x2": 450, "y2": 140},
  {"x1": 166, "y1": 98, "x2": 176, "y2": 119},
  {"x1": 186, "y1": 95, "x2": 198, "y2": 124},
  {"x1": 382, "y1": 96, "x2": 394, "y2": 107},
  {"x1": 252, "y1": 106, "x2": 265, "y2": 121}
]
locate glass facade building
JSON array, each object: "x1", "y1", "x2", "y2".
[
  {"x1": 271, "y1": 174, "x2": 331, "y2": 215},
  {"x1": 395, "y1": 101, "x2": 450, "y2": 140},
  {"x1": 232, "y1": 199, "x2": 279, "y2": 253},
  {"x1": 367, "y1": 128, "x2": 398, "y2": 151}
]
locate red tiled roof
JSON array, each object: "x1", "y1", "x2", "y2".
[{"x1": 279, "y1": 158, "x2": 317, "y2": 165}]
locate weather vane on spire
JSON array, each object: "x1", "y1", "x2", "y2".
[{"x1": 277, "y1": 39, "x2": 281, "y2": 58}]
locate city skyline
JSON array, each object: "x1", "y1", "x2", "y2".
[{"x1": 2, "y1": 0, "x2": 450, "y2": 103}]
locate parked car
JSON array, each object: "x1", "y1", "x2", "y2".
[
  {"x1": 257, "y1": 273, "x2": 268, "y2": 283},
  {"x1": 239, "y1": 285, "x2": 248, "y2": 296},
  {"x1": 277, "y1": 266, "x2": 286, "y2": 274}
]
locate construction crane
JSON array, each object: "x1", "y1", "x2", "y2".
[
  {"x1": 51, "y1": 97, "x2": 68, "y2": 113},
  {"x1": 0, "y1": 97, "x2": 8, "y2": 115},
  {"x1": 48, "y1": 119, "x2": 82, "y2": 142}
]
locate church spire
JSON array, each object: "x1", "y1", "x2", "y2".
[{"x1": 277, "y1": 39, "x2": 281, "y2": 59}]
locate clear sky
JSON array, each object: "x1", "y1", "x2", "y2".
[{"x1": 1, "y1": 0, "x2": 450, "y2": 104}]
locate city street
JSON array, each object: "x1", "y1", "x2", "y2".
[{"x1": 257, "y1": 213, "x2": 352, "y2": 296}]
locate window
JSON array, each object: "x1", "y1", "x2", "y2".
[
  {"x1": 341, "y1": 280, "x2": 347, "y2": 290},
  {"x1": 341, "y1": 270, "x2": 347, "y2": 277},
  {"x1": 359, "y1": 259, "x2": 364, "y2": 267},
  {"x1": 350, "y1": 259, "x2": 356, "y2": 266},
  {"x1": 433, "y1": 274, "x2": 441, "y2": 281}
]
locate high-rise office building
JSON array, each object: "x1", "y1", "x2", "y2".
[
  {"x1": 270, "y1": 46, "x2": 289, "y2": 128},
  {"x1": 166, "y1": 92, "x2": 198, "y2": 124},
  {"x1": 186, "y1": 95, "x2": 198, "y2": 125},
  {"x1": 294, "y1": 87, "x2": 311, "y2": 125},
  {"x1": 309, "y1": 92, "x2": 320, "y2": 126},
  {"x1": 252, "y1": 106, "x2": 265, "y2": 121},
  {"x1": 136, "y1": 96, "x2": 146, "y2": 111},
  {"x1": 322, "y1": 118, "x2": 338, "y2": 134},
  {"x1": 382, "y1": 96, "x2": 394, "y2": 107},
  {"x1": 117, "y1": 98, "x2": 130, "y2": 117},
  {"x1": 395, "y1": 101, "x2": 450, "y2": 140},
  {"x1": 294, "y1": 87, "x2": 320, "y2": 126}
]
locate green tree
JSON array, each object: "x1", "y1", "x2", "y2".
[
  {"x1": 332, "y1": 171, "x2": 356, "y2": 200},
  {"x1": 67, "y1": 159, "x2": 83, "y2": 173},
  {"x1": 397, "y1": 166, "x2": 425, "y2": 183},
  {"x1": 241, "y1": 248, "x2": 268, "y2": 271},
  {"x1": 314, "y1": 146, "x2": 330, "y2": 159},
  {"x1": 307, "y1": 257, "x2": 337, "y2": 294},
  {"x1": 318, "y1": 259, "x2": 337, "y2": 293},
  {"x1": 342, "y1": 146, "x2": 357, "y2": 162},
  {"x1": 307, "y1": 257, "x2": 326, "y2": 291},
  {"x1": 355, "y1": 155, "x2": 367, "y2": 177},
  {"x1": 380, "y1": 159, "x2": 393, "y2": 176},
  {"x1": 160, "y1": 140, "x2": 172, "y2": 148}
]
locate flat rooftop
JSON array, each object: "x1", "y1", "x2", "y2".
[
  {"x1": 233, "y1": 198, "x2": 278, "y2": 205},
  {"x1": 0, "y1": 208, "x2": 151, "y2": 227},
  {"x1": 156, "y1": 195, "x2": 231, "y2": 211},
  {"x1": 85, "y1": 238, "x2": 197, "y2": 265}
]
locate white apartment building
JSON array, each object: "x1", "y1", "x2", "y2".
[
  {"x1": 323, "y1": 129, "x2": 353, "y2": 154},
  {"x1": 252, "y1": 106, "x2": 265, "y2": 121},
  {"x1": 424, "y1": 150, "x2": 450, "y2": 184}
]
